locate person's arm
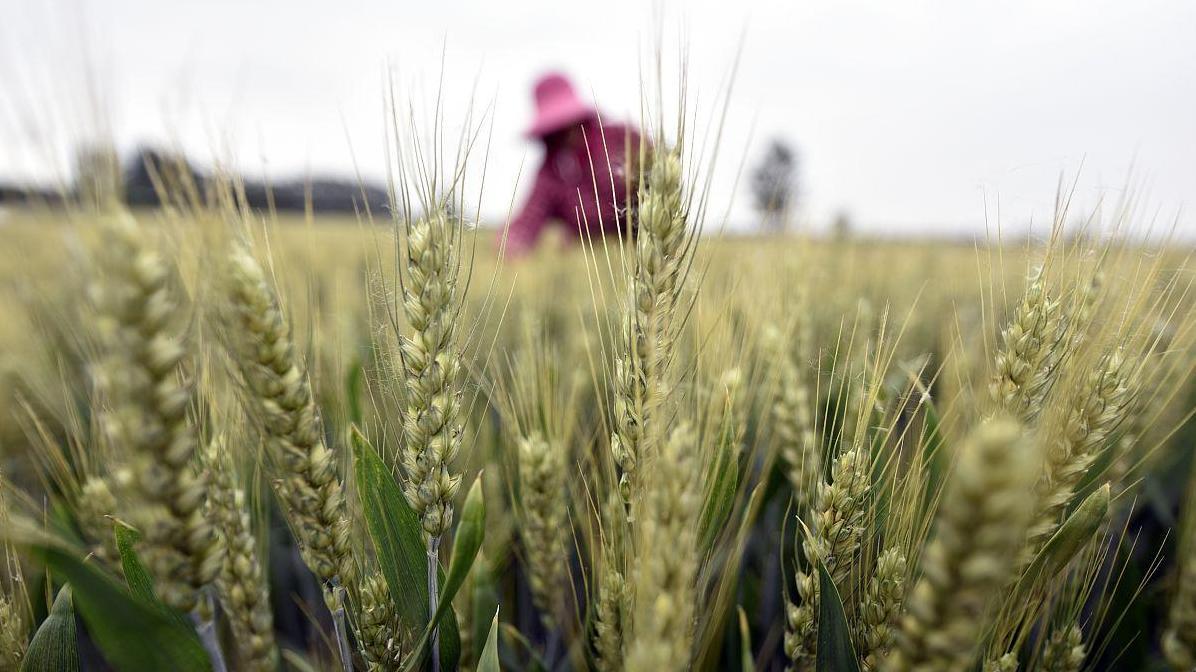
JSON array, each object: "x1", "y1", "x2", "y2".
[{"x1": 501, "y1": 165, "x2": 557, "y2": 257}]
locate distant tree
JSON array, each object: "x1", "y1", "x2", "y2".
[
  {"x1": 750, "y1": 138, "x2": 799, "y2": 232},
  {"x1": 832, "y1": 210, "x2": 853, "y2": 241}
]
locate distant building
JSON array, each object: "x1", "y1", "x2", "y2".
[
  {"x1": 122, "y1": 147, "x2": 203, "y2": 206},
  {"x1": 1, "y1": 145, "x2": 390, "y2": 216}
]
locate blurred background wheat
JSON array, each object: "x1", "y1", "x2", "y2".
[{"x1": 2, "y1": 4, "x2": 1196, "y2": 672}]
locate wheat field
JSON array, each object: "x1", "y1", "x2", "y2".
[{"x1": 0, "y1": 123, "x2": 1195, "y2": 672}]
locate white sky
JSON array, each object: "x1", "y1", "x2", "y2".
[{"x1": 2, "y1": 0, "x2": 1194, "y2": 237}]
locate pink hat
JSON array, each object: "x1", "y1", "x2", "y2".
[{"x1": 525, "y1": 72, "x2": 596, "y2": 138}]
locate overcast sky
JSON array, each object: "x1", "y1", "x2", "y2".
[{"x1": 2, "y1": 0, "x2": 1193, "y2": 237}]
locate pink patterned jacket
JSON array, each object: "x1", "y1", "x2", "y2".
[{"x1": 503, "y1": 120, "x2": 646, "y2": 256}]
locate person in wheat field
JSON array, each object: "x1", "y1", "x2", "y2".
[{"x1": 501, "y1": 72, "x2": 647, "y2": 257}]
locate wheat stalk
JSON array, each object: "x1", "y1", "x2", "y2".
[
  {"x1": 839, "y1": 341, "x2": 882, "y2": 451},
  {"x1": 1164, "y1": 563, "x2": 1196, "y2": 670},
  {"x1": 1164, "y1": 463, "x2": 1196, "y2": 671},
  {"x1": 1108, "y1": 352, "x2": 1163, "y2": 492},
  {"x1": 498, "y1": 325, "x2": 578, "y2": 631}
]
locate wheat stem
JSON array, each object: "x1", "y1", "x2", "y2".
[
  {"x1": 428, "y1": 538, "x2": 442, "y2": 672},
  {"x1": 193, "y1": 593, "x2": 229, "y2": 672},
  {"x1": 1164, "y1": 467, "x2": 1196, "y2": 671}
]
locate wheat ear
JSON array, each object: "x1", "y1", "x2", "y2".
[
  {"x1": 767, "y1": 324, "x2": 822, "y2": 508},
  {"x1": 205, "y1": 437, "x2": 277, "y2": 672},
  {"x1": 515, "y1": 432, "x2": 568, "y2": 626},
  {"x1": 357, "y1": 571, "x2": 406, "y2": 671},
  {"x1": 0, "y1": 480, "x2": 28, "y2": 668},
  {"x1": 224, "y1": 245, "x2": 354, "y2": 593},
  {"x1": 594, "y1": 564, "x2": 629, "y2": 672},
  {"x1": 397, "y1": 207, "x2": 467, "y2": 672},
  {"x1": 611, "y1": 148, "x2": 688, "y2": 501},
  {"x1": 990, "y1": 266, "x2": 1065, "y2": 422},
  {"x1": 1041, "y1": 623, "x2": 1085, "y2": 672},
  {"x1": 1025, "y1": 349, "x2": 1133, "y2": 557},
  {"x1": 785, "y1": 445, "x2": 870, "y2": 670},
  {"x1": 859, "y1": 546, "x2": 908, "y2": 669},
  {"x1": 398, "y1": 209, "x2": 465, "y2": 538},
  {"x1": 0, "y1": 593, "x2": 25, "y2": 669},
  {"x1": 884, "y1": 417, "x2": 1038, "y2": 672},
  {"x1": 625, "y1": 422, "x2": 702, "y2": 672},
  {"x1": 78, "y1": 474, "x2": 120, "y2": 562},
  {"x1": 984, "y1": 653, "x2": 1020, "y2": 672},
  {"x1": 93, "y1": 212, "x2": 221, "y2": 614}
]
